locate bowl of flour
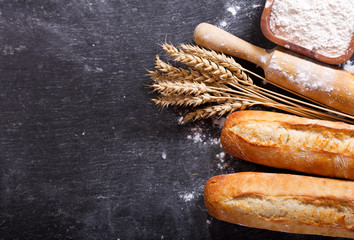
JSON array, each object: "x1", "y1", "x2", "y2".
[{"x1": 261, "y1": 0, "x2": 354, "y2": 65}]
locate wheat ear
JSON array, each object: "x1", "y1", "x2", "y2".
[
  {"x1": 154, "y1": 55, "x2": 219, "y2": 83},
  {"x1": 162, "y1": 43, "x2": 239, "y2": 84},
  {"x1": 180, "y1": 44, "x2": 252, "y2": 84},
  {"x1": 152, "y1": 93, "x2": 230, "y2": 108}
]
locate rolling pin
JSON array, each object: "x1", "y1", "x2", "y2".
[{"x1": 193, "y1": 23, "x2": 354, "y2": 116}]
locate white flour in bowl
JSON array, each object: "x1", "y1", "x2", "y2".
[{"x1": 269, "y1": 0, "x2": 354, "y2": 58}]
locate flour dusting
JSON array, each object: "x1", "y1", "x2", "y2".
[
  {"x1": 252, "y1": 3, "x2": 262, "y2": 8},
  {"x1": 342, "y1": 60, "x2": 354, "y2": 73},
  {"x1": 3, "y1": 45, "x2": 27, "y2": 55},
  {"x1": 265, "y1": 1, "x2": 272, "y2": 8},
  {"x1": 187, "y1": 127, "x2": 205, "y2": 143},
  {"x1": 179, "y1": 192, "x2": 195, "y2": 202},
  {"x1": 161, "y1": 151, "x2": 167, "y2": 159},
  {"x1": 186, "y1": 124, "x2": 221, "y2": 146},
  {"x1": 216, "y1": 152, "x2": 225, "y2": 162},
  {"x1": 84, "y1": 64, "x2": 104, "y2": 73},
  {"x1": 227, "y1": 6, "x2": 240, "y2": 16},
  {"x1": 294, "y1": 64, "x2": 334, "y2": 93},
  {"x1": 178, "y1": 113, "x2": 223, "y2": 146},
  {"x1": 219, "y1": 21, "x2": 228, "y2": 28},
  {"x1": 216, "y1": 151, "x2": 229, "y2": 170},
  {"x1": 177, "y1": 116, "x2": 185, "y2": 125},
  {"x1": 218, "y1": 1, "x2": 242, "y2": 29},
  {"x1": 268, "y1": 54, "x2": 335, "y2": 93}
]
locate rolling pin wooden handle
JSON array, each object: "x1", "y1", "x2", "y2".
[{"x1": 194, "y1": 23, "x2": 270, "y2": 69}]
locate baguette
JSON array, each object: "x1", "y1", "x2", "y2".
[
  {"x1": 204, "y1": 172, "x2": 354, "y2": 238},
  {"x1": 221, "y1": 110, "x2": 354, "y2": 180}
]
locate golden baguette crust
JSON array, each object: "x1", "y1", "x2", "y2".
[
  {"x1": 204, "y1": 172, "x2": 354, "y2": 238},
  {"x1": 221, "y1": 110, "x2": 354, "y2": 180}
]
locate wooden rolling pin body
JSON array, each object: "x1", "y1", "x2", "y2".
[{"x1": 194, "y1": 23, "x2": 354, "y2": 116}]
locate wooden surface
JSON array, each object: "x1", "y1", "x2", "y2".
[{"x1": 0, "y1": 0, "x2": 352, "y2": 239}]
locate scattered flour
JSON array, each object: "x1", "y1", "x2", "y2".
[
  {"x1": 217, "y1": 1, "x2": 263, "y2": 29},
  {"x1": 342, "y1": 60, "x2": 354, "y2": 73},
  {"x1": 161, "y1": 151, "x2": 167, "y2": 159},
  {"x1": 178, "y1": 114, "x2": 224, "y2": 145},
  {"x1": 84, "y1": 64, "x2": 104, "y2": 73},
  {"x1": 216, "y1": 151, "x2": 229, "y2": 170},
  {"x1": 3, "y1": 45, "x2": 26, "y2": 55},
  {"x1": 186, "y1": 124, "x2": 221, "y2": 146},
  {"x1": 187, "y1": 127, "x2": 205, "y2": 143},
  {"x1": 227, "y1": 6, "x2": 240, "y2": 16},
  {"x1": 269, "y1": 0, "x2": 354, "y2": 58},
  {"x1": 265, "y1": 1, "x2": 272, "y2": 8},
  {"x1": 259, "y1": 55, "x2": 267, "y2": 65},
  {"x1": 97, "y1": 195, "x2": 108, "y2": 199},
  {"x1": 252, "y1": 3, "x2": 262, "y2": 8},
  {"x1": 217, "y1": 1, "x2": 241, "y2": 29},
  {"x1": 179, "y1": 192, "x2": 195, "y2": 202},
  {"x1": 216, "y1": 152, "x2": 225, "y2": 162},
  {"x1": 219, "y1": 21, "x2": 228, "y2": 28},
  {"x1": 177, "y1": 116, "x2": 185, "y2": 125},
  {"x1": 294, "y1": 65, "x2": 334, "y2": 93},
  {"x1": 178, "y1": 115, "x2": 229, "y2": 172},
  {"x1": 268, "y1": 54, "x2": 335, "y2": 93}
]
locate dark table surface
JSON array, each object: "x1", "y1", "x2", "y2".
[{"x1": 0, "y1": 0, "x2": 353, "y2": 239}]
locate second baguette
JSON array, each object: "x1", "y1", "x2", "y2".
[
  {"x1": 204, "y1": 172, "x2": 354, "y2": 238},
  {"x1": 221, "y1": 110, "x2": 354, "y2": 180}
]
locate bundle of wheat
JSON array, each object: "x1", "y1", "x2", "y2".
[{"x1": 148, "y1": 43, "x2": 354, "y2": 124}]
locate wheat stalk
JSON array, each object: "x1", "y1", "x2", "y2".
[{"x1": 148, "y1": 43, "x2": 354, "y2": 124}]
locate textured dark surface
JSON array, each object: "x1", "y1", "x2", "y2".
[{"x1": 0, "y1": 0, "x2": 352, "y2": 239}]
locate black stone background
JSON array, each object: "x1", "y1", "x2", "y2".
[{"x1": 0, "y1": 0, "x2": 352, "y2": 239}]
